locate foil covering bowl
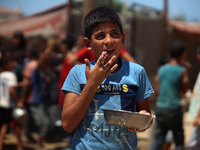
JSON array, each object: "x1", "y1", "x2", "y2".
[{"x1": 103, "y1": 109, "x2": 156, "y2": 130}]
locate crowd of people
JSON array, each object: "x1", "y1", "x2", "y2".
[
  {"x1": 0, "y1": 6, "x2": 200, "y2": 150},
  {"x1": 0, "y1": 32, "x2": 76, "y2": 150}
]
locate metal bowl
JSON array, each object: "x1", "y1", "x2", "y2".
[
  {"x1": 103, "y1": 109, "x2": 156, "y2": 130},
  {"x1": 12, "y1": 108, "x2": 28, "y2": 124}
]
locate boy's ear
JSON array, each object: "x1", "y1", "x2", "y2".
[
  {"x1": 122, "y1": 32, "x2": 125, "y2": 45},
  {"x1": 84, "y1": 37, "x2": 92, "y2": 50}
]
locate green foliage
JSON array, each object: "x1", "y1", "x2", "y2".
[
  {"x1": 96, "y1": 0, "x2": 123, "y2": 12},
  {"x1": 172, "y1": 14, "x2": 186, "y2": 21}
]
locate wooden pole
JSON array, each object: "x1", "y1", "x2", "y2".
[
  {"x1": 83, "y1": 0, "x2": 96, "y2": 18},
  {"x1": 163, "y1": 0, "x2": 168, "y2": 54},
  {"x1": 66, "y1": 0, "x2": 72, "y2": 35}
]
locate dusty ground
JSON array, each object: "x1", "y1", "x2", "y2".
[{"x1": 2, "y1": 112, "x2": 193, "y2": 150}]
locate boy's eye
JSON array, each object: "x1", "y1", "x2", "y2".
[
  {"x1": 95, "y1": 31, "x2": 121, "y2": 40},
  {"x1": 95, "y1": 34, "x2": 105, "y2": 40},
  {"x1": 111, "y1": 32, "x2": 120, "y2": 38}
]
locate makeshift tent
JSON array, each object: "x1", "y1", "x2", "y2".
[
  {"x1": 169, "y1": 20, "x2": 200, "y2": 36},
  {"x1": 0, "y1": 3, "x2": 68, "y2": 38}
]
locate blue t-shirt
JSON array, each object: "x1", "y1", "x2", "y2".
[
  {"x1": 62, "y1": 59, "x2": 154, "y2": 150},
  {"x1": 156, "y1": 64, "x2": 185, "y2": 109}
]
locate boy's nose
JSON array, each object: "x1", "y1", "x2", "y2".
[{"x1": 104, "y1": 35, "x2": 113, "y2": 45}]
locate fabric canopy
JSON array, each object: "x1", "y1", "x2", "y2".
[
  {"x1": 169, "y1": 20, "x2": 200, "y2": 36},
  {"x1": 0, "y1": 3, "x2": 68, "y2": 38}
]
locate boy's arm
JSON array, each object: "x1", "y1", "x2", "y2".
[
  {"x1": 9, "y1": 86, "x2": 19, "y2": 104},
  {"x1": 20, "y1": 79, "x2": 32, "y2": 106},
  {"x1": 121, "y1": 51, "x2": 136, "y2": 63},
  {"x1": 67, "y1": 54, "x2": 82, "y2": 66},
  {"x1": 153, "y1": 74, "x2": 159, "y2": 103},
  {"x1": 62, "y1": 87, "x2": 97, "y2": 133},
  {"x1": 136, "y1": 98, "x2": 151, "y2": 114},
  {"x1": 181, "y1": 68, "x2": 189, "y2": 94},
  {"x1": 37, "y1": 47, "x2": 51, "y2": 69},
  {"x1": 62, "y1": 52, "x2": 118, "y2": 133},
  {"x1": 128, "y1": 98, "x2": 152, "y2": 132}
]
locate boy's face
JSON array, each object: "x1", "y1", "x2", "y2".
[{"x1": 84, "y1": 22, "x2": 125, "y2": 64}]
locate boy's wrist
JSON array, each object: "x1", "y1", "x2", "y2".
[{"x1": 85, "y1": 81, "x2": 99, "y2": 92}]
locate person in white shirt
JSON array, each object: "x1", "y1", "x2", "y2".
[{"x1": 0, "y1": 56, "x2": 20, "y2": 150}]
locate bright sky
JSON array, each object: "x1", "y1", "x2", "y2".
[{"x1": 0, "y1": 0, "x2": 199, "y2": 22}]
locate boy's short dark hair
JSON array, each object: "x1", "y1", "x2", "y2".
[
  {"x1": 84, "y1": 7, "x2": 123, "y2": 39},
  {"x1": 169, "y1": 41, "x2": 185, "y2": 58}
]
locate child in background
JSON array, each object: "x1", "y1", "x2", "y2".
[
  {"x1": 58, "y1": 35, "x2": 76, "y2": 107},
  {"x1": 0, "y1": 56, "x2": 22, "y2": 150},
  {"x1": 150, "y1": 42, "x2": 189, "y2": 150},
  {"x1": 61, "y1": 7, "x2": 154, "y2": 149}
]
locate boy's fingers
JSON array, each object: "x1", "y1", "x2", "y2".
[
  {"x1": 107, "y1": 64, "x2": 118, "y2": 74},
  {"x1": 85, "y1": 58, "x2": 90, "y2": 72},
  {"x1": 103, "y1": 55, "x2": 117, "y2": 71},
  {"x1": 128, "y1": 128, "x2": 145, "y2": 132},
  {"x1": 96, "y1": 51, "x2": 107, "y2": 67}
]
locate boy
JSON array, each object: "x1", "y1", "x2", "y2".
[
  {"x1": 62, "y1": 7, "x2": 154, "y2": 150},
  {"x1": 0, "y1": 56, "x2": 21, "y2": 150},
  {"x1": 150, "y1": 42, "x2": 189, "y2": 150}
]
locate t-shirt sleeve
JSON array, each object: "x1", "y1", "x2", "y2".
[
  {"x1": 61, "y1": 66, "x2": 81, "y2": 95},
  {"x1": 136, "y1": 68, "x2": 154, "y2": 102}
]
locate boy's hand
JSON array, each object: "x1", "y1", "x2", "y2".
[
  {"x1": 85, "y1": 51, "x2": 118, "y2": 86},
  {"x1": 128, "y1": 110, "x2": 154, "y2": 132}
]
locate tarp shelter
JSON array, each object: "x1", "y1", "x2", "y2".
[
  {"x1": 169, "y1": 20, "x2": 200, "y2": 36},
  {"x1": 0, "y1": 3, "x2": 68, "y2": 38}
]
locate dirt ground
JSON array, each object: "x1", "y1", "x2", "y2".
[{"x1": 2, "y1": 112, "x2": 193, "y2": 150}]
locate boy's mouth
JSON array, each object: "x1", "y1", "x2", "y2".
[{"x1": 104, "y1": 49, "x2": 114, "y2": 56}]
